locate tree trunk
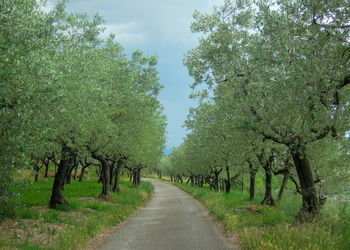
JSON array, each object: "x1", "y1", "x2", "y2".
[
  {"x1": 278, "y1": 171, "x2": 290, "y2": 201},
  {"x1": 109, "y1": 161, "x2": 116, "y2": 185},
  {"x1": 261, "y1": 163, "x2": 275, "y2": 206},
  {"x1": 289, "y1": 145, "x2": 321, "y2": 222},
  {"x1": 129, "y1": 171, "x2": 133, "y2": 182},
  {"x1": 79, "y1": 166, "x2": 87, "y2": 182},
  {"x1": 49, "y1": 144, "x2": 73, "y2": 208},
  {"x1": 66, "y1": 155, "x2": 78, "y2": 184},
  {"x1": 132, "y1": 168, "x2": 141, "y2": 187},
  {"x1": 214, "y1": 171, "x2": 220, "y2": 192},
  {"x1": 73, "y1": 165, "x2": 78, "y2": 180},
  {"x1": 225, "y1": 166, "x2": 231, "y2": 193},
  {"x1": 92, "y1": 154, "x2": 111, "y2": 198},
  {"x1": 34, "y1": 172, "x2": 39, "y2": 182},
  {"x1": 137, "y1": 168, "x2": 141, "y2": 186},
  {"x1": 249, "y1": 161, "x2": 258, "y2": 201},
  {"x1": 100, "y1": 157, "x2": 110, "y2": 198},
  {"x1": 132, "y1": 169, "x2": 138, "y2": 186},
  {"x1": 44, "y1": 159, "x2": 49, "y2": 178},
  {"x1": 113, "y1": 159, "x2": 123, "y2": 193},
  {"x1": 66, "y1": 169, "x2": 72, "y2": 184}
]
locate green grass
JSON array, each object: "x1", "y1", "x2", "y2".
[
  {"x1": 173, "y1": 182, "x2": 350, "y2": 250},
  {"x1": 0, "y1": 175, "x2": 154, "y2": 249}
]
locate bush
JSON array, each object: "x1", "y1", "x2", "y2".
[{"x1": 0, "y1": 173, "x2": 18, "y2": 221}]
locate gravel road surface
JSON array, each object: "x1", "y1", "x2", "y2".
[{"x1": 100, "y1": 178, "x2": 237, "y2": 250}]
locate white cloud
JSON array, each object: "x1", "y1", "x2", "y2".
[
  {"x1": 101, "y1": 23, "x2": 147, "y2": 44},
  {"x1": 53, "y1": 0, "x2": 225, "y2": 47}
]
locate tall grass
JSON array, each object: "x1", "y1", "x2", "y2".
[
  {"x1": 174, "y1": 182, "x2": 350, "y2": 250},
  {"x1": 0, "y1": 176, "x2": 154, "y2": 249}
]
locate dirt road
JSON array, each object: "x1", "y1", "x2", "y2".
[{"x1": 100, "y1": 179, "x2": 238, "y2": 250}]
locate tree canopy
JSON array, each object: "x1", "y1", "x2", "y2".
[
  {"x1": 0, "y1": 0, "x2": 166, "y2": 217},
  {"x1": 165, "y1": 0, "x2": 350, "y2": 222}
]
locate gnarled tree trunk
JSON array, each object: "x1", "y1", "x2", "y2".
[
  {"x1": 248, "y1": 161, "x2": 258, "y2": 201},
  {"x1": 79, "y1": 165, "x2": 87, "y2": 182},
  {"x1": 113, "y1": 159, "x2": 123, "y2": 193},
  {"x1": 137, "y1": 168, "x2": 141, "y2": 186},
  {"x1": 92, "y1": 154, "x2": 111, "y2": 198},
  {"x1": 109, "y1": 160, "x2": 116, "y2": 185},
  {"x1": 289, "y1": 144, "x2": 321, "y2": 222},
  {"x1": 277, "y1": 170, "x2": 290, "y2": 202},
  {"x1": 44, "y1": 158, "x2": 49, "y2": 178},
  {"x1": 261, "y1": 163, "x2": 275, "y2": 205},
  {"x1": 49, "y1": 144, "x2": 74, "y2": 208}
]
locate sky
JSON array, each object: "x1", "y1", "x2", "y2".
[{"x1": 46, "y1": 0, "x2": 224, "y2": 149}]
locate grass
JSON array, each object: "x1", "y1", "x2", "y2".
[
  {"x1": 172, "y1": 181, "x2": 350, "y2": 250},
  {"x1": 0, "y1": 170, "x2": 154, "y2": 249}
]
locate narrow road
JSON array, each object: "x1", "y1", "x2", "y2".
[{"x1": 100, "y1": 179, "x2": 237, "y2": 250}]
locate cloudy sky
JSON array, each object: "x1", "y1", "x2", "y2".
[{"x1": 47, "y1": 0, "x2": 224, "y2": 150}]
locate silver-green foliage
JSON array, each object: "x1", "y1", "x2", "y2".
[
  {"x1": 0, "y1": 0, "x2": 166, "y2": 219},
  {"x1": 178, "y1": 0, "x2": 350, "y2": 220}
]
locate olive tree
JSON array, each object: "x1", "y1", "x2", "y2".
[{"x1": 185, "y1": 0, "x2": 350, "y2": 221}]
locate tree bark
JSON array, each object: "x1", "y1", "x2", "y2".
[
  {"x1": 113, "y1": 159, "x2": 123, "y2": 193},
  {"x1": 109, "y1": 160, "x2": 116, "y2": 185},
  {"x1": 214, "y1": 170, "x2": 221, "y2": 192},
  {"x1": 49, "y1": 144, "x2": 73, "y2": 208},
  {"x1": 73, "y1": 165, "x2": 78, "y2": 180},
  {"x1": 129, "y1": 170, "x2": 133, "y2": 182},
  {"x1": 79, "y1": 165, "x2": 87, "y2": 182},
  {"x1": 132, "y1": 168, "x2": 141, "y2": 187},
  {"x1": 137, "y1": 168, "x2": 141, "y2": 186},
  {"x1": 32, "y1": 157, "x2": 41, "y2": 182},
  {"x1": 65, "y1": 155, "x2": 77, "y2": 184},
  {"x1": 289, "y1": 144, "x2": 321, "y2": 222},
  {"x1": 92, "y1": 154, "x2": 111, "y2": 198},
  {"x1": 44, "y1": 158, "x2": 49, "y2": 178},
  {"x1": 248, "y1": 161, "x2": 258, "y2": 201},
  {"x1": 261, "y1": 162, "x2": 275, "y2": 206},
  {"x1": 34, "y1": 172, "x2": 39, "y2": 182},
  {"x1": 225, "y1": 166, "x2": 231, "y2": 193},
  {"x1": 66, "y1": 168, "x2": 72, "y2": 184},
  {"x1": 278, "y1": 171, "x2": 290, "y2": 201},
  {"x1": 132, "y1": 169, "x2": 138, "y2": 186}
]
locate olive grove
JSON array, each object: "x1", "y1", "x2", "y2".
[
  {"x1": 0, "y1": 0, "x2": 166, "y2": 218},
  {"x1": 167, "y1": 0, "x2": 350, "y2": 222}
]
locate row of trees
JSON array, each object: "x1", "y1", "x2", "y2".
[
  {"x1": 1, "y1": 0, "x2": 166, "y2": 219},
  {"x1": 156, "y1": 0, "x2": 350, "y2": 222}
]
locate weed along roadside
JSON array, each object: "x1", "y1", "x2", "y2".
[
  {"x1": 169, "y1": 180, "x2": 350, "y2": 250},
  {"x1": 0, "y1": 176, "x2": 154, "y2": 249}
]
